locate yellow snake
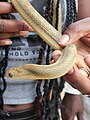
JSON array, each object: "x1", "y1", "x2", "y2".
[{"x1": 5, "y1": 0, "x2": 77, "y2": 80}]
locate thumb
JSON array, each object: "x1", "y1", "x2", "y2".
[
  {"x1": 52, "y1": 50, "x2": 62, "y2": 62},
  {"x1": 58, "y1": 18, "x2": 90, "y2": 46},
  {"x1": 58, "y1": 26, "x2": 82, "y2": 47}
]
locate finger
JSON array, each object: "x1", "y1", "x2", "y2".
[
  {"x1": 0, "y1": 2, "x2": 16, "y2": 14},
  {"x1": 64, "y1": 65, "x2": 90, "y2": 94},
  {"x1": 0, "y1": 31, "x2": 29, "y2": 39},
  {"x1": 79, "y1": 68, "x2": 89, "y2": 78},
  {"x1": 1, "y1": 31, "x2": 29, "y2": 38},
  {"x1": 75, "y1": 54, "x2": 88, "y2": 69},
  {"x1": 0, "y1": 39, "x2": 12, "y2": 46},
  {"x1": 81, "y1": 37, "x2": 90, "y2": 48},
  {"x1": 0, "y1": 20, "x2": 34, "y2": 32},
  {"x1": 58, "y1": 24, "x2": 82, "y2": 46},
  {"x1": 82, "y1": 36, "x2": 90, "y2": 44},
  {"x1": 84, "y1": 55, "x2": 90, "y2": 68},
  {"x1": 68, "y1": 54, "x2": 90, "y2": 77},
  {"x1": 50, "y1": 60, "x2": 54, "y2": 64},
  {"x1": 52, "y1": 50, "x2": 62, "y2": 62},
  {"x1": 58, "y1": 18, "x2": 90, "y2": 46}
]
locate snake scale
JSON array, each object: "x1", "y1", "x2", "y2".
[{"x1": 5, "y1": 0, "x2": 77, "y2": 80}]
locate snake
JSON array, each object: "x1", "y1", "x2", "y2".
[{"x1": 5, "y1": 0, "x2": 77, "y2": 80}]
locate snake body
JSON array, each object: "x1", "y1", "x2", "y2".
[{"x1": 5, "y1": 0, "x2": 77, "y2": 80}]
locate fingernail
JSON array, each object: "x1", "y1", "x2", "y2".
[
  {"x1": 58, "y1": 34, "x2": 69, "y2": 44},
  {"x1": 50, "y1": 60, "x2": 54, "y2": 64},
  {"x1": 29, "y1": 27, "x2": 34, "y2": 32},
  {"x1": 20, "y1": 31, "x2": 29, "y2": 37},
  {"x1": 84, "y1": 55, "x2": 90, "y2": 62},
  {"x1": 52, "y1": 50, "x2": 62, "y2": 56},
  {"x1": 5, "y1": 40, "x2": 12, "y2": 45}
]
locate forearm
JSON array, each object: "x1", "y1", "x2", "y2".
[{"x1": 78, "y1": 0, "x2": 90, "y2": 20}]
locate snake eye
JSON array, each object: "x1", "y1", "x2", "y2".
[{"x1": 8, "y1": 72, "x2": 13, "y2": 77}]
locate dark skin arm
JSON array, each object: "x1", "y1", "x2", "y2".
[
  {"x1": 53, "y1": 17, "x2": 90, "y2": 94},
  {"x1": 53, "y1": 0, "x2": 90, "y2": 94},
  {"x1": 56, "y1": 1, "x2": 90, "y2": 120},
  {"x1": 78, "y1": 0, "x2": 90, "y2": 20}
]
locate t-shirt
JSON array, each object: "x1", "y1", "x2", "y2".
[{"x1": 0, "y1": 0, "x2": 67, "y2": 104}]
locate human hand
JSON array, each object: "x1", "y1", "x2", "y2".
[
  {"x1": 0, "y1": 2, "x2": 33, "y2": 46},
  {"x1": 52, "y1": 18, "x2": 90, "y2": 94},
  {"x1": 61, "y1": 93, "x2": 83, "y2": 120}
]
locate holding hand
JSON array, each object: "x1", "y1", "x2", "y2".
[
  {"x1": 53, "y1": 18, "x2": 90, "y2": 94},
  {"x1": 0, "y1": 2, "x2": 33, "y2": 46}
]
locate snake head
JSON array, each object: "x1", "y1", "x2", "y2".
[
  {"x1": 5, "y1": 67, "x2": 22, "y2": 79},
  {"x1": 5, "y1": 64, "x2": 34, "y2": 80},
  {"x1": 5, "y1": 65, "x2": 30, "y2": 79}
]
